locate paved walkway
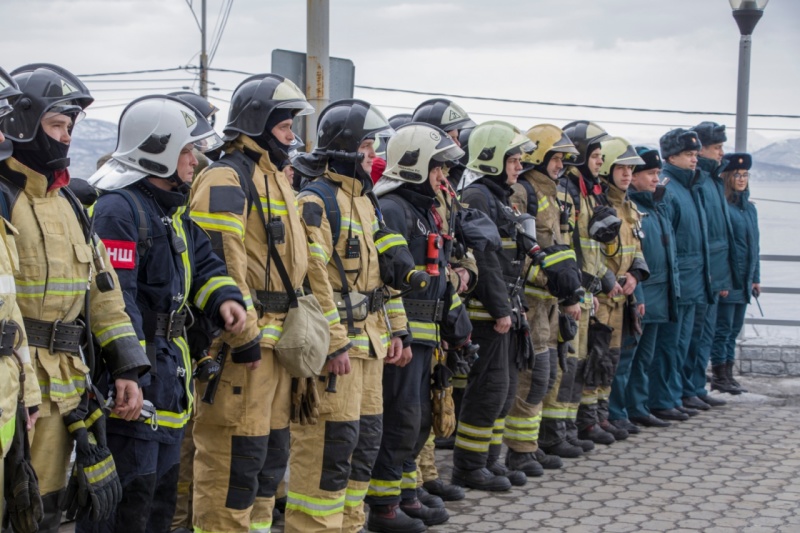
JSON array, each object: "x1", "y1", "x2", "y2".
[{"x1": 62, "y1": 374, "x2": 800, "y2": 532}]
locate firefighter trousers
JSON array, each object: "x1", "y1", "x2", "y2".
[
  {"x1": 453, "y1": 322, "x2": 516, "y2": 471},
  {"x1": 504, "y1": 298, "x2": 557, "y2": 453},
  {"x1": 538, "y1": 295, "x2": 591, "y2": 449},
  {"x1": 75, "y1": 433, "x2": 182, "y2": 533},
  {"x1": 172, "y1": 416, "x2": 195, "y2": 530},
  {"x1": 649, "y1": 304, "x2": 696, "y2": 410},
  {"x1": 366, "y1": 344, "x2": 432, "y2": 506},
  {"x1": 577, "y1": 298, "x2": 624, "y2": 429},
  {"x1": 192, "y1": 347, "x2": 291, "y2": 533},
  {"x1": 29, "y1": 395, "x2": 74, "y2": 533},
  {"x1": 416, "y1": 432, "x2": 438, "y2": 486},
  {"x1": 284, "y1": 356, "x2": 383, "y2": 533}
]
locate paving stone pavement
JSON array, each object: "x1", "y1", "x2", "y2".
[{"x1": 61, "y1": 376, "x2": 800, "y2": 532}]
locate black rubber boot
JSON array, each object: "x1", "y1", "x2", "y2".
[
  {"x1": 451, "y1": 467, "x2": 512, "y2": 492},
  {"x1": 599, "y1": 419, "x2": 628, "y2": 440},
  {"x1": 422, "y1": 479, "x2": 465, "y2": 502},
  {"x1": 415, "y1": 487, "x2": 444, "y2": 509},
  {"x1": 367, "y1": 504, "x2": 427, "y2": 533},
  {"x1": 400, "y1": 497, "x2": 449, "y2": 526},
  {"x1": 505, "y1": 450, "x2": 544, "y2": 477},
  {"x1": 726, "y1": 360, "x2": 748, "y2": 393},
  {"x1": 566, "y1": 419, "x2": 596, "y2": 452},
  {"x1": 578, "y1": 424, "x2": 615, "y2": 445},
  {"x1": 533, "y1": 448, "x2": 564, "y2": 469},
  {"x1": 487, "y1": 457, "x2": 527, "y2": 486},
  {"x1": 711, "y1": 364, "x2": 741, "y2": 395}
]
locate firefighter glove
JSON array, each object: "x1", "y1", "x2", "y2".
[
  {"x1": 432, "y1": 386, "x2": 456, "y2": 438},
  {"x1": 302, "y1": 377, "x2": 320, "y2": 425},
  {"x1": 4, "y1": 402, "x2": 43, "y2": 533},
  {"x1": 62, "y1": 401, "x2": 123, "y2": 522}
]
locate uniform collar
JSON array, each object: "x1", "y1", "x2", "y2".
[
  {"x1": 628, "y1": 187, "x2": 654, "y2": 208},
  {"x1": 3, "y1": 157, "x2": 53, "y2": 197},
  {"x1": 662, "y1": 162, "x2": 698, "y2": 188},
  {"x1": 326, "y1": 170, "x2": 365, "y2": 197},
  {"x1": 524, "y1": 168, "x2": 558, "y2": 196},
  {"x1": 228, "y1": 135, "x2": 281, "y2": 176},
  {"x1": 604, "y1": 180, "x2": 627, "y2": 206}
]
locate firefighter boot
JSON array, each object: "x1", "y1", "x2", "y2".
[
  {"x1": 533, "y1": 449, "x2": 563, "y2": 469},
  {"x1": 504, "y1": 450, "x2": 544, "y2": 478},
  {"x1": 487, "y1": 454, "x2": 527, "y2": 487},
  {"x1": 415, "y1": 487, "x2": 445, "y2": 509},
  {"x1": 566, "y1": 420, "x2": 596, "y2": 452},
  {"x1": 451, "y1": 467, "x2": 511, "y2": 492},
  {"x1": 422, "y1": 479, "x2": 464, "y2": 502},
  {"x1": 578, "y1": 424, "x2": 615, "y2": 445},
  {"x1": 400, "y1": 497, "x2": 449, "y2": 527},
  {"x1": 367, "y1": 504, "x2": 427, "y2": 533}
]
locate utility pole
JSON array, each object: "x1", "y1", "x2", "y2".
[
  {"x1": 305, "y1": 0, "x2": 330, "y2": 149},
  {"x1": 200, "y1": 0, "x2": 208, "y2": 99}
]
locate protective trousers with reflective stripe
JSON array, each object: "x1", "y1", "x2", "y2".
[
  {"x1": 577, "y1": 297, "x2": 625, "y2": 430},
  {"x1": 415, "y1": 432, "x2": 438, "y2": 486},
  {"x1": 192, "y1": 347, "x2": 291, "y2": 533},
  {"x1": 284, "y1": 357, "x2": 383, "y2": 533},
  {"x1": 453, "y1": 321, "x2": 516, "y2": 471},
  {"x1": 366, "y1": 344, "x2": 432, "y2": 506},
  {"x1": 538, "y1": 295, "x2": 591, "y2": 449},
  {"x1": 505, "y1": 298, "x2": 557, "y2": 453}
]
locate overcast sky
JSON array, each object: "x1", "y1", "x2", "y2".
[{"x1": 2, "y1": 0, "x2": 799, "y2": 148}]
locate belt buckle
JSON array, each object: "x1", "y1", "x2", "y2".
[
  {"x1": 49, "y1": 319, "x2": 62, "y2": 353},
  {"x1": 166, "y1": 311, "x2": 177, "y2": 341},
  {"x1": 371, "y1": 288, "x2": 384, "y2": 313}
]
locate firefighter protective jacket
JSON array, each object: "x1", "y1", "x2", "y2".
[
  {"x1": 0, "y1": 217, "x2": 41, "y2": 457},
  {"x1": 661, "y1": 162, "x2": 713, "y2": 305},
  {"x1": 0, "y1": 158, "x2": 149, "y2": 416},
  {"x1": 93, "y1": 180, "x2": 244, "y2": 443},
  {"x1": 560, "y1": 167, "x2": 615, "y2": 294},
  {"x1": 434, "y1": 186, "x2": 478, "y2": 294},
  {"x1": 598, "y1": 182, "x2": 650, "y2": 303},
  {"x1": 511, "y1": 169, "x2": 571, "y2": 303},
  {"x1": 299, "y1": 170, "x2": 408, "y2": 359},
  {"x1": 190, "y1": 135, "x2": 306, "y2": 363},
  {"x1": 460, "y1": 176, "x2": 525, "y2": 325},
  {"x1": 379, "y1": 187, "x2": 471, "y2": 348}
]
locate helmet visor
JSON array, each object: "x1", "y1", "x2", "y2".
[
  {"x1": 275, "y1": 99, "x2": 315, "y2": 117},
  {"x1": 192, "y1": 130, "x2": 224, "y2": 153},
  {"x1": 432, "y1": 143, "x2": 465, "y2": 164},
  {"x1": 45, "y1": 103, "x2": 86, "y2": 126},
  {"x1": 614, "y1": 144, "x2": 645, "y2": 167}
]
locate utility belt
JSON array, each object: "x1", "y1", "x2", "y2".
[
  {"x1": 581, "y1": 272, "x2": 602, "y2": 294},
  {"x1": 333, "y1": 288, "x2": 385, "y2": 322},
  {"x1": 24, "y1": 317, "x2": 85, "y2": 354},
  {"x1": 254, "y1": 288, "x2": 304, "y2": 315},
  {"x1": 403, "y1": 299, "x2": 444, "y2": 323},
  {"x1": 142, "y1": 310, "x2": 189, "y2": 343},
  {"x1": 0, "y1": 320, "x2": 21, "y2": 356}
]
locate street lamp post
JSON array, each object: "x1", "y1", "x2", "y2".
[{"x1": 730, "y1": 0, "x2": 769, "y2": 152}]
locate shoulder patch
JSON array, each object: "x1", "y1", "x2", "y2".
[
  {"x1": 208, "y1": 185, "x2": 246, "y2": 214},
  {"x1": 302, "y1": 202, "x2": 323, "y2": 227},
  {"x1": 103, "y1": 239, "x2": 136, "y2": 269}
]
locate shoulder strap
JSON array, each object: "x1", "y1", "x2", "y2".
[
  {"x1": 517, "y1": 178, "x2": 538, "y2": 217},
  {"x1": 300, "y1": 179, "x2": 341, "y2": 244},
  {"x1": 211, "y1": 151, "x2": 257, "y2": 213},
  {"x1": 467, "y1": 182, "x2": 500, "y2": 222},
  {"x1": 104, "y1": 189, "x2": 152, "y2": 256}
]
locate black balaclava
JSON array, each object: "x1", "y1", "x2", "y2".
[
  {"x1": 535, "y1": 151, "x2": 557, "y2": 180},
  {"x1": 487, "y1": 152, "x2": 513, "y2": 190},
  {"x1": 13, "y1": 126, "x2": 71, "y2": 181},
  {"x1": 255, "y1": 108, "x2": 295, "y2": 168},
  {"x1": 328, "y1": 151, "x2": 373, "y2": 191},
  {"x1": 405, "y1": 160, "x2": 441, "y2": 198},
  {"x1": 139, "y1": 177, "x2": 189, "y2": 209},
  {"x1": 577, "y1": 142, "x2": 601, "y2": 182}
]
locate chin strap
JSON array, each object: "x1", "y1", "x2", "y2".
[{"x1": 167, "y1": 173, "x2": 191, "y2": 195}]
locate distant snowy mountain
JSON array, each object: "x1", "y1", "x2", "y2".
[{"x1": 69, "y1": 118, "x2": 117, "y2": 180}]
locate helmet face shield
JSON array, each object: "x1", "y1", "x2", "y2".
[
  {"x1": 192, "y1": 131, "x2": 224, "y2": 153},
  {"x1": 0, "y1": 99, "x2": 12, "y2": 119}
]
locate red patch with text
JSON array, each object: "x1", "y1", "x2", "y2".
[{"x1": 103, "y1": 240, "x2": 136, "y2": 269}]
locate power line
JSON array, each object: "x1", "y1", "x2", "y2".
[
  {"x1": 209, "y1": 0, "x2": 235, "y2": 64},
  {"x1": 371, "y1": 103, "x2": 800, "y2": 133},
  {"x1": 89, "y1": 86, "x2": 190, "y2": 93},
  {"x1": 356, "y1": 85, "x2": 800, "y2": 120},
  {"x1": 84, "y1": 78, "x2": 200, "y2": 83},
  {"x1": 78, "y1": 67, "x2": 192, "y2": 77}
]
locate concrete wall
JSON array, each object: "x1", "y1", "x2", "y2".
[{"x1": 737, "y1": 338, "x2": 800, "y2": 376}]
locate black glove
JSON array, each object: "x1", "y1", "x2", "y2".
[
  {"x1": 193, "y1": 355, "x2": 221, "y2": 382},
  {"x1": 432, "y1": 362, "x2": 454, "y2": 391},
  {"x1": 4, "y1": 402, "x2": 43, "y2": 533},
  {"x1": 557, "y1": 341, "x2": 574, "y2": 373},
  {"x1": 582, "y1": 318, "x2": 614, "y2": 388},
  {"x1": 62, "y1": 397, "x2": 123, "y2": 522}
]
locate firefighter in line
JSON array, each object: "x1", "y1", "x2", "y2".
[
  {"x1": 189, "y1": 74, "x2": 313, "y2": 533},
  {"x1": 0, "y1": 63, "x2": 150, "y2": 532},
  {"x1": 288, "y1": 99, "x2": 410, "y2": 533},
  {"x1": 85, "y1": 94, "x2": 248, "y2": 532},
  {"x1": 367, "y1": 122, "x2": 473, "y2": 532}
]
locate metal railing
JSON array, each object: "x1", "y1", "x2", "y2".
[{"x1": 744, "y1": 254, "x2": 800, "y2": 327}]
